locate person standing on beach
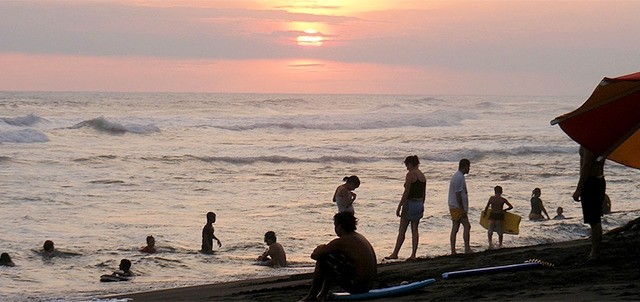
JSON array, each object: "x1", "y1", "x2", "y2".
[
  {"x1": 573, "y1": 146, "x2": 605, "y2": 261},
  {"x1": 386, "y1": 155, "x2": 426, "y2": 261},
  {"x1": 257, "y1": 231, "x2": 287, "y2": 268},
  {"x1": 528, "y1": 188, "x2": 550, "y2": 220},
  {"x1": 333, "y1": 175, "x2": 360, "y2": 214},
  {"x1": 484, "y1": 186, "x2": 513, "y2": 249},
  {"x1": 448, "y1": 159, "x2": 473, "y2": 254},
  {"x1": 300, "y1": 212, "x2": 377, "y2": 301},
  {"x1": 201, "y1": 212, "x2": 222, "y2": 254}
]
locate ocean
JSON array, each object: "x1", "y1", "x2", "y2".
[{"x1": 1, "y1": 92, "x2": 638, "y2": 301}]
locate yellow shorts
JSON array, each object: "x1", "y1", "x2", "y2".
[{"x1": 450, "y1": 208, "x2": 466, "y2": 221}]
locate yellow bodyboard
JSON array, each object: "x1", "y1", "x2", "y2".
[{"x1": 480, "y1": 210, "x2": 521, "y2": 235}]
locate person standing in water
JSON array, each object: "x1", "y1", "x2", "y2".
[
  {"x1": 201, "y1": 212, "x2": 222, "y2": 254},
  {"x1": 484, "y1": 186, "x2": 513, "y2": 249},
  {"x1": 448, "y1": 159, "x2": 473, "y2": 254},
  {"x1": 333, "y1": 175, "x2": 360, "y2": 214},
  {"x1": 386, "y1": 155, "x2": 426, "y2": 261}
]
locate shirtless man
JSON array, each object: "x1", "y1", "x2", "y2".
[
  {"x1": 257, "y1": 231, "x2": 287, "y2": 268},
  {"x1": 300, "y1": 212, "x2": 377, "y2": 301},
  {"x1": 484, "y1": 186, "x2": 513, "y2": 249},
  {"x1": 201, "y1": 212, "x2": 222, "y2": 254},
  {"x1": 573, "y1": 146, "x2": 606, "y2": 261}
]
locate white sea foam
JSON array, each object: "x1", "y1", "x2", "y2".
[{"x1": 0, "y1": 128, "x2": 49, "y2": 143}]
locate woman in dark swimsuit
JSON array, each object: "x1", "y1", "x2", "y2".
[{"x1": 385, "y1": 155, "x2": 426, "y2": 261}]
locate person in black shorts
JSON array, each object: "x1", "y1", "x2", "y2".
[
  {"x1": 300, "y1": 212, "x2": 377, "y2": 301},
  {"x1": 573, "y1": 146, "x2": 606, "y2": 261},
  {"x1": 483, "y1": 186, "x2": 513, "y2": 249}
]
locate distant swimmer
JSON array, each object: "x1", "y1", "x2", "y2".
[
  {"x1": 0, "y1": 252, "x2": 15, "y2": 267},
  {"x1": 553, "y1": 207, "x2": 565, "y2": 220},
  {"x1": 333, "y1": 175, "x2": 360, "y2": 214},
  {"x1": 256, "y1": 231, "x2": 287, "y2": 268},
  {"x1": 201, "y1": 212, "x2": 222, "y2": 254},
  {"x1": 140, "y1": 235, "x2": 157, "y2": 253},
  {"x1": 484, "y1": 186, "x2": 513, "y2": 249},
  {"x1": 100, "y1": 259, "x2": 133, "y2": 282},
  {"x1": 528, "y1": 188, "x2": 550, "y2": 220},
  {"x1": 299, "y1": 212, "x2": 377, "y2": 301},
  {"x1": 386, "y1": 155, "x2": 426, "y2": 261},
  {"x1": 40, "y1": 240, "x2": 80, "y2": 257}
]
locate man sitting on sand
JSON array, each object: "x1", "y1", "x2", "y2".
[
  {"x1": 257, "y1": 231, "x2": 287, "y2": 268},
  {"x1": 483, "y1": 186, "x2": 513, "y2": 249},
  {"x1": 300, "y1": 212, "x2": 377, "y2": 301}
]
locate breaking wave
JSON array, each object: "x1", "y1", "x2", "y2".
[
  {"x1": 71, "y1": 117, "x2": 160, "y2": 134},
  {"x1": 0, "y1": 113, "x2": 47, "y2": 126},
  {"x1": 0, "y1": 129, "x2": 49, "y2": 143}
]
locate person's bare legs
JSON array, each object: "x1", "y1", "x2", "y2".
[
  {"x1": 300, "y1": 261, "x2": 325, "y2": 301},
  {"x1": 487, "y1": 222, "x2": 494, "y2": 250},
  {"x1": 387, "y1": 219, "x2": 410, "y2": 259},
  {"x1": 450, "y1": 219, "x2": 461, "y2": 254},
  {"x1": 408, "y1": 220, "x2": 419, "y2": 260},
  {"x1": 461, "y1": 216, "x2": 473, "y2": 253},
  {"x1": 588, "y1": 222, "x2": 602, "y2": 261},
  {"x1": 497, "y1": 222, "x2": 504, "y2": 248}
]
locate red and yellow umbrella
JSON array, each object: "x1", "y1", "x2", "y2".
[{"x1": 551, "y1": 72, "x2": 640, "y2": 169}]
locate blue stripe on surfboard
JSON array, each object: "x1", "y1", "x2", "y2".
[
  {"x1": 441, "y1": 262, "x2": 541, "y2": 279},
  {"x1": 331, "y1": 278, "x2": 436, "y2": 301}
]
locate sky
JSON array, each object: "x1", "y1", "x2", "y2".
[{"x1": 1, "y1": 0, "x2": 640, "y2": 95}]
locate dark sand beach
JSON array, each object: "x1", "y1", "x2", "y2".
[{"x1": 110, "y1": 218, "x2": 640, "y2": 301}]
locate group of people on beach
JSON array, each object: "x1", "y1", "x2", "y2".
[
  {"x1": 300, "y1": 145, "x2": 611, "y2": 300},
  {"x1": 2, "y1": 146, "x2": 610, "y2": 298}
]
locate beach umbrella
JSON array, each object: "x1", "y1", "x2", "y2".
[{"x1": 550, "y1": 72, "x2": 640, "y2": 169}]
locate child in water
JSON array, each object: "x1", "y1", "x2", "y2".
[
  {"x1": 484, "y1": 186, "x2": 513, "y2": 249},
  {"x1": 201, "y1": 212, "x2": 222, "y2": 254},
  {"x1": 553, "y1": 207, "x2": 565, "y2": 220}
]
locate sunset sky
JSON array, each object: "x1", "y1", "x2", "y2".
[{"x1": 2, "y1": 0, "x2": 640, "y2": 95}]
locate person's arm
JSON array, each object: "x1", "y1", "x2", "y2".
[
  {"x1": 504, "y1": 199, "x2": 513, "y2": 212},
  {"x1": 340, "y1": 187, "x2": 354, "y2": 208},
  {"x1": 540, "y1": 202, "x2": 550, "y2": 219},
  {"x1": 258, "y1": 246, "x2": 271, "y2": 261},
  {"x1": 573, "y1": 147, "x2": 594, "y2": 201},
  {"x1": 484, "y1": 197, "x2": 491, "y2": 216},
  {"x1": 310, "y1": 238, "x2": 339, "y2": 260},
  {"x1": 212, "y1": 233, "x2": 222, "y2": 247},
  {"x1": 396, "y1": 172, "x2": 416, "y2": 217}
]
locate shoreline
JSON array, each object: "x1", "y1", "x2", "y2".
[{"x1": 108, "y1": 217, "x2": 640, "y2": 301}]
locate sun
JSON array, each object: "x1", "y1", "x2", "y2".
[{"x1": 297, "y1": 29, "x2": 323, "y2": 47}]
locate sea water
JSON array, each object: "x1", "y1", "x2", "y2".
[{"x1": 1, "y1": 92, "x2": 638, "y2": 301}]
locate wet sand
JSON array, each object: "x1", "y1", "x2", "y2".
[{"x1": 109, "y1": 217, "x2": 640, "y2": 301}]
